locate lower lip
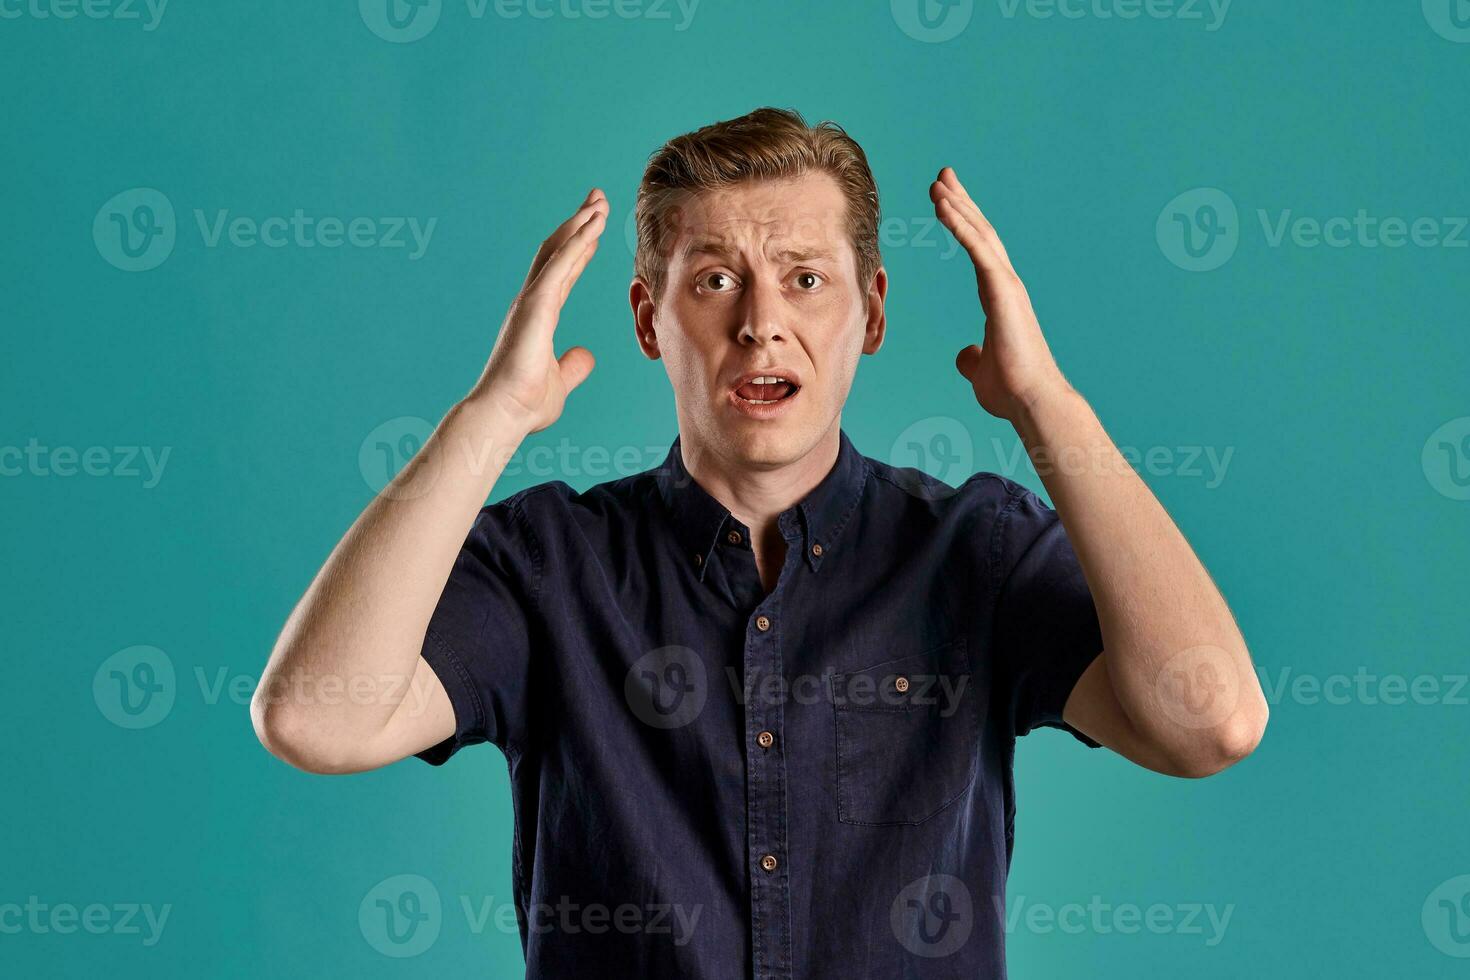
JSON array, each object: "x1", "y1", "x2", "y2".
[{"x1": 727, "y1": 384, "x2": 801, "y2": 420}]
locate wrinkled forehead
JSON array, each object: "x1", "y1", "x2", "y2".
[{"x1": 667, "y1": 174, "x2": 852, "y2": 264}]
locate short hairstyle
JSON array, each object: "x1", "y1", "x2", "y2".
[{"x1": 633, "y1": 107, "x2": 882, "y2": 301}]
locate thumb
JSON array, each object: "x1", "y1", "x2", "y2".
[
  {"x1": 955, "y1": 344, "x2": 982, "y2": 384},
  {"x1": 557, "y1": 345, "x2": 596, "y2": 393}
]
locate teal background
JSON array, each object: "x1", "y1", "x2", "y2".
[{"x1": 3, "y1": 1, "x2": 1468, "y2": 976}]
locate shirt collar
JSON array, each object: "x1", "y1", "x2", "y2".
[{"x1": 654, "y1": 428, "x2": 869, "y2": 581}]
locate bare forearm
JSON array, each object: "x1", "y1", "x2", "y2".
[
  {"x1": 1011, "y1": 385, "x2": 1268, "y2": 769},
  {"x1": 248, "y1": 189, "x2": 607, "y2": 774},
  {"x1": 928, "y1": 165, "x2": 1264, "y2": 775},
  {"x1": 252, "y1": 396, "x2": 529, "y2": 763}
]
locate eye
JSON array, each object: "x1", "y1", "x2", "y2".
[
  {"x1": 698, "y1": 271, "x2": 739, "y2": 292},
  {"x1": 793, "y1": 271, "x2": 823, "y2": 290}
]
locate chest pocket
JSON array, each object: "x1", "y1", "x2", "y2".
[{"x1": 831, "y1": 637, "x2": 979, "y2": 826}]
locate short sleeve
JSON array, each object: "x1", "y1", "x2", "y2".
[
  {"x1": 990, "y1": 483, "x2": 1104, "y2": 747},
  {"x1": 414, "y1": 492, "x2": 541, "y2": 765}
]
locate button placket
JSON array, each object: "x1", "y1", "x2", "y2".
[{"x1": 744, "y1": 591, "x2": 791, "y2": 979}]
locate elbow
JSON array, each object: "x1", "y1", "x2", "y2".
[
  {"x1": 251, "y1": 691, "x2": 356, "y2": 776},
  {"x1": 1172, "y1": 704, "x2": 1269, "y2": 779}
]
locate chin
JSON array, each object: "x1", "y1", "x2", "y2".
[{"x1": 718, "y1": 417, "x2": 818, "y2": 466}]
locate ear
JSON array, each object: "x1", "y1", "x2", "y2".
[
  {"x1": 629, "y1": 276, "x2": 660, "y2": 360},
  {"x1": 862, "y1": 266, "x2": 888, "y2": 355}
]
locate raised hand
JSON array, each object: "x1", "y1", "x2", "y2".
[
  {"x1": 472, "y1": 188, "x2": 609, "y2": 434},
  {"x1": 930, "y1": 167, "x2": 1069, "y2": 423}
]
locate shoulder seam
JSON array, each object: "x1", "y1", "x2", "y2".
[
  {"x1": 504, "y1": 492, "x2": 545, "y2": 617},
  {"x1": 991, "y1": 480, "x2": 1059, "y2": 602}
]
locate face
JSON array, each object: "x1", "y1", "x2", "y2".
[{"x1": 630, "y1": 171, "x2": 887, "y2": 472}]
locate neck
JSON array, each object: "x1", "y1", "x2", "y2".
[{"x1": 678, "y1": 420, "x2": 842, "y2": 543}]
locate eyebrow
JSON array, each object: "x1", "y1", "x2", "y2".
[{"x1": 684, "y1": 238, "x2": 839, "y2": 263}]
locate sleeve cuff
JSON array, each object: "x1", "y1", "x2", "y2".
[
  {"x1": 1033, "y1": 644, "x2": 1104, "y2": 748},
  {"x1": 413, "y1": 627, "x2": 487, "y2": 766}
]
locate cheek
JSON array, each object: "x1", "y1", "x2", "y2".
[
  {"x1": 812, "y1": 299, "x2": 869, "y2": 365},
  {"x1": 658, "y1": 331, "x2": 719, "y2": 398},
  {"x1": 803, "y1": 322, "x2": 866, "y2": 405}
]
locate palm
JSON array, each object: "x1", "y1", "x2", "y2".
[
  {"x1": 473, "y1": 191, "x2": 608, "y2": 432},
  {"x1": 930, "y1": 168, "x2": 1065, "y2": 423}
]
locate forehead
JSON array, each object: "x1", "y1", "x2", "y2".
[{"x1": 670, "y1": 171, "x2": 850, "y2": 259}]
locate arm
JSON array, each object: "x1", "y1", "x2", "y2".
[
  {"x1": 250, "y1": 188, "x2": 610, "y2": 774},
  {"x1": 931, "y1": 167, "x2": 1268, "y2": 778}
]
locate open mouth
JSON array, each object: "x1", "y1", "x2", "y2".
[{"x1": 733, "y1": 375, "x2": 801, "y2": 405}]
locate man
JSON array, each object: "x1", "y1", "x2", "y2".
[{"x1": 252, "y1": 107, "x2": 1268, "y2": 978}]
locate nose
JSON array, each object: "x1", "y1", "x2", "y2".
[{"x1": 736, "y1": 273, "x2": 786, "y2": 347}]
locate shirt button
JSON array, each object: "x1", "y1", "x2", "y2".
[
  {"x1": 755, "y1": 615, "x2": 771, "y2": 631},
  {"x1": 757, "y1": 730, "x2": 775, "y2": 749},
  {"x1": 693, "y1": 553, "x2": 702, "y2": 566},
  {"x1": 895, "y1": 676, "x2": 910, "y2": 694},
  {"x1": 727, "y1": 529, "x2": 742, "y2": 544},
  {"x1": 760, "y1": 854, "x2": 778, "y2": 872},
  {"x1": 811, "y1": 542, "x2": 823, "y2": 556}
]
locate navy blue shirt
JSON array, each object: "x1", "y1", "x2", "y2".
[{"x1": 417, "y1": 427, "x2": 1104, "y2": 978}]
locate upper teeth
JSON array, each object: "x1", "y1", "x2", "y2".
[{"x1": 751, "y1": 376, "x2": 787, "y2": 384}]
